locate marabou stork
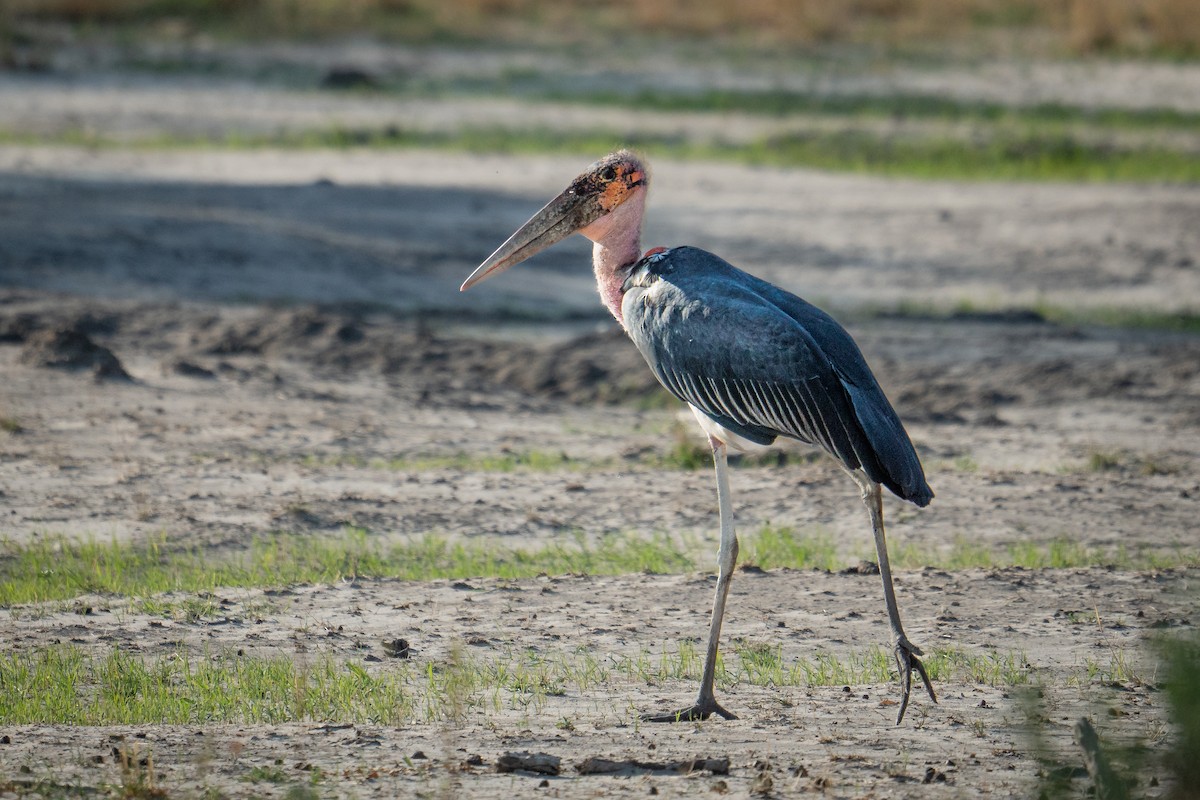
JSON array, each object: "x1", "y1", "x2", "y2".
[{"x1": 460, "y1": 151, "x2": 936, "y2": 725}]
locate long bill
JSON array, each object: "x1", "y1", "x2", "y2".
[{"x1": 460, "y1": 185, "x2": 604, "y2": 291}]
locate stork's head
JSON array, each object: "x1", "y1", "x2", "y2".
[{"x1": 460, "y1": 151, "x2": 648, "y2": 291}]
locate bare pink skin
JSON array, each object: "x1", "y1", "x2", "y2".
[{"x1": 578, "y1": 186, "x2": 648, "y2": 327}]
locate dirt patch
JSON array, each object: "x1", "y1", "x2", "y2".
[
  {"x1": 8, "y1": 299, "x2": 1200, "y2": 422},
  {"x1": 0, "y1": 568, "x2": 1191, "y2": 797},
  {"x1": 2, "y1": 299, "x2": 662, "y2": 407},
  {"x1": 18, "y1": 325, "x2": 131, "y2": 381},
  {"x1": 0, "y1": 288, "x2": 1196, "y2": 557},
  {"x1": 218, "y1": 309, "x2": 657, "y2": 406}
]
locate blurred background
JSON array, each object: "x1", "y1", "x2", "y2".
[
  {"x1": 2, "y1": 0, "x2": 1199, "y2": 178},
  {"x1": 2, "y1": 0, "x2": 1198, "y2": 314},
  {"x1": 0, "y1": 1, "x2": 1196, "y2": 547},
  {"x1": 5, "y1": 0, "x2": 1200, "y2": 54},
  {"x1": 0, "y1": 6, "x2": 1198, "y2": 787}
]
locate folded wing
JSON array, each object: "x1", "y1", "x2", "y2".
[{"x1": 623, "y1": 246, "x2": 932, "y2": 507}]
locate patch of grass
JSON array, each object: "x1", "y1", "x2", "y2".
[
  {"x1": 1072, "y1": 447, "x2": 1186, "y2": 477},
  {"x1": 3, "y1": 529, "x2": 1196, "y2": 609},
  {"x1": 0, "y1": 639, "x2": 1036, "y2": 725},
  {"x1": 132, "y1": 595, "x2": 226, "y2": 622},
  {"x1": 1063, "y1": 646, "x2": 1154, "y2": 689},
  {"x1": 727, "y1": 642, "x2": 1031, "y2": 689},
  {"x1": 4, "y1": 123, "x2": 1198, "y2": 184},
  {"x1": 933, "y1": 647, "x2": 1032, "y2": 686},
  {"x1": 889, "y1": 535, "x2": 1198, "y2": 571},
  {"x1": 1086, "y1": 448, "x2": 1126, "y2": 472},
  {"x1": 0, "y1": 416, "x2": 22, "y2": 434},
  {"x1": 0, "y1": 647, "x2": 415, "y2": 725},
  {"x1": 741, "y1": 525, "x2": 839, "y2": 572},
  {"x1": 630, "y1": 388, "x2": 679, "y2": 412},
  {"x1": 0, "y1": 526, "x2": 862, "y2": 607},
  {"x1": 790, "y1": 647, "x2": 891, "y2": 687},
  {"x1": 875, "y1": 298, "x2": 1200, "y2": 334},
  {"x1": 244, "y1": 766, "x2": 289, "y2": 784},
  {"x1": 952, "y1": 454, "x2": 980, "y2": 473},
  {"x1": 726, "y1": 643, "x2": 895, "y2": 688},
  {"x1": 0, "y1": 526, "x2": 831, "y2": 607},
  {"x1": 551, "y1": 87, "x2": 1200, "y2": 132},
  {"x1": 1005, "y1": 539, "x2": 1112, "y2": 569},
  {"x1": 1033, "y1": 304, "x2": 1200, "y2": 335},
  {"x1": 647, "y1": 438, "x2": 712, "y2": 471},
  {"x1": 742, "y1": 129, "x2": 1200, "y2": 182},
  {"x1": 0, "y1": 530, "x2": 703, "y2": 605}
]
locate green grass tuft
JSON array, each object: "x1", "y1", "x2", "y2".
[
  {"x1": 0, "y1": 640, "x2": 1034, "y2": 725},
  {"x1": 0, "y1": 530, "x2": 709, "y2": 606},
  {"x1": 890, "y1": 535, "x2": 1198, "y2": 571},
  {"x1": 1034, "y1": 304, "x2": 1200, "y2": 334},
  {"x1": 741, "y1": 525, "x2": 839, "y2": 572},
  {"x1": 0, "y1": 646, "x2": 415, "y2": 725},
  {"x1": 4, "y1": 123, "x2": 1198, "y2": 183},
  {"x1": 869, "y1": 299, "x2": 1200, "y2": 334},
  {"x1": 2, "y1": 529, "x2": 1195, "y2": 609},
  {"x1": 557, "y1": 88, "x2": 1200, "y2": 131}
]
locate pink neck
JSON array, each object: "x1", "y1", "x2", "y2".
[{"x1": 580, "y1": 191, "x2": 646, "y2": 327}]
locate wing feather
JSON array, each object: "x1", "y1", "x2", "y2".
[{"x1": 623, "y1": 246, "x2": 933, "y2": 506}]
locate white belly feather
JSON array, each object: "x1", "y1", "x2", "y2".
[{"x1": 687, "y1": 404, "x2": 768, "y2": 453}]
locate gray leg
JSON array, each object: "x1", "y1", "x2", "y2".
[
  {"x1": 851, "y1": 471, "x2": 937, "y2": 724},
  {"x1": 643, "y1": 436, "x2": 738, "y2": 722}
]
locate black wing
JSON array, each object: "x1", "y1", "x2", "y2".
[{"x1": 623, "y1": 247, "x2": 932, "y2": 507}]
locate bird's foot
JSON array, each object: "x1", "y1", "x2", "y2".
[
  {"x1": 641, "y1": 697, "x2": 737, "y2": 723},
  {"x1": 893, "y1": 638, "x2": 937, "y2": 725}
]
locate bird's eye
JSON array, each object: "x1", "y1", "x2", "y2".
[{"x1": 600, "y1": 166, "x2": 617, "y2": 182}]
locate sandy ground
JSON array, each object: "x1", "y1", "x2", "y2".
[
  {"x1": 0, "y1": 53, "x2": 1199, "y2": 797},
  {"x1": 0, "y1": 568, "x2": 1193, "y2": 798}
]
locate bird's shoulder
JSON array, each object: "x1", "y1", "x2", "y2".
[
  {"x1": 622, "y1": 246, "x2": 858, "y2": 376},
  {"x1": 626, "y1": 247, "x2": 825, "y2": 322},
  {"x1": 623, "y1": 246, "x2": 742, "y2": 293}
]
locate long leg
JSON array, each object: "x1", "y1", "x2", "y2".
[
  {"x1": 643, "y1": 435, "x2": 738, "y2": 722},
  {"x1": 852, "y1": 471, "x2": 937, "y2": 724}
]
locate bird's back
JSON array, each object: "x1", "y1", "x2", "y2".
[{"x1": 623, "y1": 246, "x2": 933, "y2": 507}]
